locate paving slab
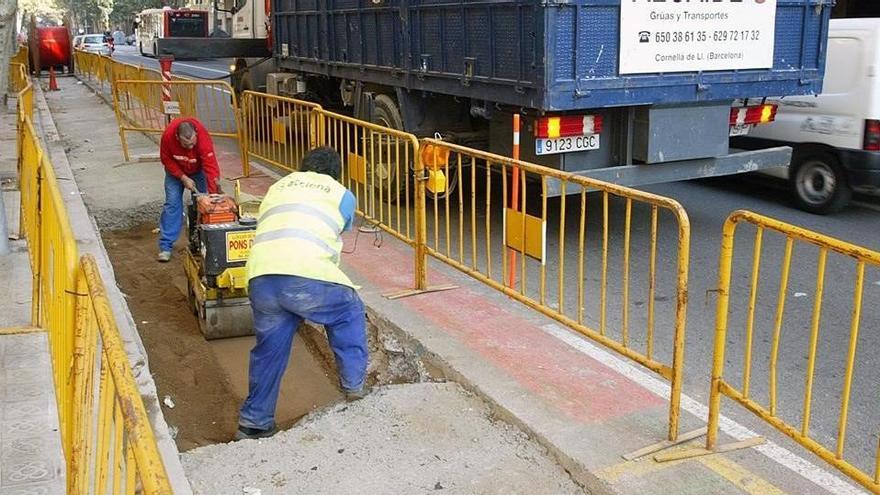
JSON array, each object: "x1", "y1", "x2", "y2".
[{"x1": 0, "y1": 333, "x2": 65, "y2": 495}]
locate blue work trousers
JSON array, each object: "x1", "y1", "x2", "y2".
[
  {"x1": 158, "y1": 171, "x2": 206, "y2": 252},
  {"x1": 239, "y1": 274, "x2": 368, "y2": 431}
]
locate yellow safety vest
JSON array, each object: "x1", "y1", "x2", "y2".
[{"x1": 246, "y1": 171, "x2": 356, "y2": 288}]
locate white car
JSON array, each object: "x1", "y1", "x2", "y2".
[
  {"x1": 81, "y1": 34, "x2": 112, "y2": 55},
  {"x1": 735, "y1": 18, "x2": 880, "y2": 214}
]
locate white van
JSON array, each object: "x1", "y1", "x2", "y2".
[{"x1": 736, "y1": 18, "x2": 880, "y2": 214}]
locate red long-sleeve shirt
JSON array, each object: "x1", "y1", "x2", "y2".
[{"x1": 160, "y1": 118, "x2": 220, "y2": 193}]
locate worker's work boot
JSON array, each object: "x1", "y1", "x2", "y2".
[
  {"x1": 235, "y1": 425, "x2": 277, "y2": 441},
  {"x1": 157, "y1": 251, "x2": 172, "y2": 262},
  {"x1": 344, "y1": 386, "x2": 369, "y2": 402}
]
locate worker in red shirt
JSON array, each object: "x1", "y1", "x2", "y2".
[{"x1": 157, "y1": 117, "x2": 221, "y2": 262}]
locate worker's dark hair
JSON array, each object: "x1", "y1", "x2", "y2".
[
  {"x1": 177, "y1": 121, "x2": 197, "y2": 140},
  {"x1": 300, "y1": 147, "x2": 342, "y2": 180}
]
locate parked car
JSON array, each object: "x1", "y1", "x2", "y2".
[
  {"x1": 125, "y1": 34, "x2": 135, "y2": 46},
  {"x1": 735, "y1": 18, "x2": 880, "y2": 214},
  {"x1": 81, "y1": 34, "x2": 112, "y2": 55}
]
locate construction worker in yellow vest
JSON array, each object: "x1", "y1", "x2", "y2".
[{"x1": 237, "y1": 148, "x2": 367, "y2": 440}]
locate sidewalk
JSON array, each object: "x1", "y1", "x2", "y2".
[
  {"x1": 63, "y1": 74, "x2": 867, "y2": 494},
  {"x1": 0, "y1": 96, "x2": 66, "y2": 494}
]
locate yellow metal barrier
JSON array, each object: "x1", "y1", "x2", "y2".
[
  {"x1": 34, "y1": 122, "x2": 80, "y2": 454},
  {"x1": 70, "y1": 255, "x2": 173, "y2": 494},
  {"x1": 73, "y1": 50, "x2": 101, "y2": 81},
  {"x1": 112, "y1": 79, "x2": 241, "y2": 161},
  {"x1": 663, "y1": 210, "x2": 880, "y2": 493},
  {"x1": 8, "y1": 61, "x2": 28, "y2": 93},
  {"x1": 11, "y1": 45, "x2": 29, "y2": 67},
  {"x1": 17, "y1": 116, "x2": 41, "y2": 324},
  {"x1": 319, "y1": 109, "x2": 423, "y2": 247},
  {"x1": 418, "y1": 139, "x2": 690, "y2": 441},
  {"x1": 73, "y1": 51, "x2": 166, "y2": 97},
  {"x1": 239, "y1": 90, "x2": 324, "y2": 176},
  {"x1": 14, "y1": 70, "x2": 173, "y2": 492},
  {"x1": 238, "y1": 92, "x2": 426, "y2": 288}
]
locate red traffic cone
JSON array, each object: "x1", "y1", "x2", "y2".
[{"x1": 48, "y1": 67, "x2": 59, "y2": 91}]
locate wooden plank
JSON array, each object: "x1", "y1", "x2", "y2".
[
  {"x1": 622, "y1": 427, "x2": 708, "y2": 460},
  {"x1": 383, "y1": 284, "x2": 459, "y2": 300},
  {"x1": 654, "y1": 437, "x2": 766, "y2": 463}
]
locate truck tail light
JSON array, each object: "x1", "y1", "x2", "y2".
[
  {"x1": 729, "y1": 104, "x2": 778, "y2": 126},
  {"x1": 864, "y1": 120, "x2": 880, "y2": 151},
  {"x1": 536, "y1": 115, "x2": 603, "y2": 139}
]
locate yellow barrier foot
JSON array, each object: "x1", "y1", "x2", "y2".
[
  {"x1": 383, "y1": 284, "x2": 459, "y2": 300},
  {"x1": 654, "y1": 436, "x2": 765, "y2": 463},
  {"x1": 0, "y1": 326, "x2": 45, "y2": 335},
  {"x1": 622, "y1": 426, "x2": 708, "y2": 461}
]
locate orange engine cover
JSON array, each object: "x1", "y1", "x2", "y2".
[{"x1": 197, "y1": 194, "x2": 238, "y2": 224}]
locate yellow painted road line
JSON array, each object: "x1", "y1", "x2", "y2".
[
  {"x1": 600, "y1": 445, "x2": 785, "y2": 495},
  {"x1": 700, "y1": 455, "x2": 787, "y2": 495}
]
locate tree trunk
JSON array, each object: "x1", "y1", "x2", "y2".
[{"x1": 0, "y1": 0, "x2": 17, "y2": 96}]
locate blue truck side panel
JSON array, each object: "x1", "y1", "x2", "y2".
[{"x1": 272, "y1": 0, "x2": 832, "y2": 111}]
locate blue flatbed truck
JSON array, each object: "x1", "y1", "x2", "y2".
[{"x1": 232, "y1": 0, "x2": 833, "y2": 190}]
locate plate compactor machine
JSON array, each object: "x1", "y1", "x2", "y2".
[{"x1": 183, "y1": 193, "x2": 258, "y2": 339}]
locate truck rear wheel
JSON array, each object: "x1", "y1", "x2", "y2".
[{"x1": 790, "y1": 150, "x2": 851, "y2": 214}]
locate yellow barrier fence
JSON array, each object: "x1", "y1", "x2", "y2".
[
  {"x1": 8, "y1": 61, "x2": 28, "y2": 93},
  {"x1": 73, "y1": 51, "x2": 167, "y2": 97},
  {"x1": 320, "y1": 110, "x2": 422, "y2": 244},
  {"x1": 17, "y1": 114, "x2": 43, "y2": 323},
  {"x1": 239, "y1": 90, "x2": 324, "y2": 176},
  {"x1": 11, "y1": 45, "x2": 29, "y2": 67},
  {"x1": 239, "y1": 93, "x2": 426, "y2": 288},
  {"x1": 113, "y1": 79, "x2": 241, "y2": 161},
  {"x1": 73, "y1": 50, "x2": 102, "y2": 82},
  {"x1": 418, "y1": 139, "x2": 690, "y2": 441},
  {"x1": 15, "y1": 67, "x2": 173, "y2": 492},
  {"x1": 70, "y1": 255, "x2": 173, "y2": 494},
  {"x1": 31, "y1": 117, "x2": 80, "y2": 453},
  {"x1": 658, "y1": 210, "x2": 880, "y2": 493}
]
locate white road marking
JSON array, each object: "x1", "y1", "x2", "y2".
[
  {"x1": 172, "y1": 62, "x2": 230, "y2": 76},
  {"x1": 539, "y1": 323, "x2": 867, "y2": 495}
]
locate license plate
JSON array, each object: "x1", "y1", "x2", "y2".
[
  {"x1": 535, "y1": 135, "x2": 600, "y2": 155},
  {"x1": 729, "y1": 124, "x2": 752, "y2": 137}
]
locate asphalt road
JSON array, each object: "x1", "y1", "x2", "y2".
[
  {"x1": 95, "y1": 50, "x2": 880, "y2": 486},
  {"x1": 110, "y1": 44, "x2": 233, "y2": 81}
]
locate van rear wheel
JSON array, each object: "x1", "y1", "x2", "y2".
[{"x1": 790, "y1": 151, "x2": 851, "y2": 214}]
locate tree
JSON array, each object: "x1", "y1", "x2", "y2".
[
  {"x1": 19, "y1": 0, "x2": 64, "y2": 24},
  {"x1": 109, "y1": 0, "x2": 163, "y2": 32}
]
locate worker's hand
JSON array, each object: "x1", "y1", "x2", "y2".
[
  {"x1": 215, "y1": 183, "x2": 224, "y2": 194},
  {"x1": 181, "y1": 175, "x2": 197, "y2": 192}
]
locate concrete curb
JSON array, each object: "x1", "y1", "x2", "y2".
[{"x1": 32, "y1": 80, "x2": 193, "y2": 494}]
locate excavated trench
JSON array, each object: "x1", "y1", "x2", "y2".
[{"x1": 102, "y1": 222, "x2": 440, "y2": 451}]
